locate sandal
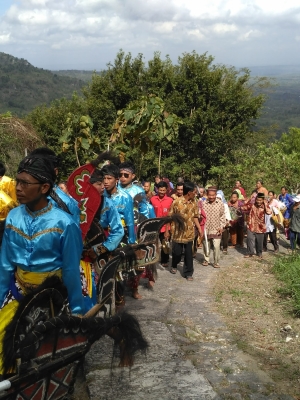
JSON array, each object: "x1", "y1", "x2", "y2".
[
  {"x1": 244, "y1": 255, "x2": 253, "y2": 258},
  {"x1": 223, "y1": 250, "x2": 228, "y2": 254},
  {"x1": 186, "y1": 276, "x2": 194, "y2": 281},
  {"x1": 161, "y1": 263, "x2": 169, "y2": 268},
  {"x1": 202, "y1": 261, "x2": 209, "y2": 266},
  {"x1": 170, "y1": 268, "x2": 177, "y2": 274},
  {"x1": 213, "y1": 263, "x2": 220, "y2": 268}
]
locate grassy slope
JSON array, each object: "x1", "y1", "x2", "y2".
[{"x1": 0, "y1": 52, "x2": 85, "y2": 115}]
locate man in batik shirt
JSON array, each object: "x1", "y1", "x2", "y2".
[{"x1": 168, "y1": 181, "x2": 201, "y2": 281}]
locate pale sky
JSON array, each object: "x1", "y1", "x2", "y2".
[{"x1": 0, "y1": 0, "x2": 300, "y2": 70}]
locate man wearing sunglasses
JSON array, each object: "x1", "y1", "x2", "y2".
[
  {"x1": 118, "y1": 161, "x2": 149, "y2": 223},
  {"x1": 101, "y1": 163, "x2": 136, "y2": 245}
]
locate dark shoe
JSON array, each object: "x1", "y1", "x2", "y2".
[
  {"x1": 263, "y1": 248, "x2": 267, "y2": 252},
  {"x1": 170, "y1": 268, "x2": 177, "y2": 274}
]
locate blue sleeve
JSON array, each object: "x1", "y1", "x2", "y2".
[
  {"x1": 55, "y1": 187, "x2": 81, "y2": 226},
  {"x1": 124, "y1": 195, "x2": 136, "y2": 244},
  {"x1": 61, "y1": 222, "x2": 84, "y2": 314},
  {"x1": 100, "y1": 206, "x2": 124, "y2": 251},
  {"x1": 0, "y1": 227, "x2": 15, "y2": 305},
  {"x1": 148, "y1": 203, "x2": 156, "y2": 219},
  {"x1": 138, "y1": 194, "x2": 150, "y2": 219}
]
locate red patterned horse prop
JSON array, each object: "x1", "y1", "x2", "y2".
[
  {"x1": 67, "y1": 152, "x2": 115, "y2": 240},
  {"x1": 0, "y1": 276, "x2": 147, "y2": 400}
]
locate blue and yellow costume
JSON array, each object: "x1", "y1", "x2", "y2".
[
  {"x1": 82, "y1": 195, "x2": 124, "y2": 312},
  {"x1": 0, "y1": 202, "x2": 84, "y2": 373},
  {"x1": 0, "y1": 203, "x2": 84, "y2": 314},
  {"x1": 103, "y1": 188, "x2": 136, "y2": 244}
]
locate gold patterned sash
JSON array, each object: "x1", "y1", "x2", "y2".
[{"x1": 15, "y1": 267, "x2": 62, "y2": 294}]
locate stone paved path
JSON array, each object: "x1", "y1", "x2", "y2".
[{"x1": 82, "y1": 239, "x2": 294, "y2": 400}]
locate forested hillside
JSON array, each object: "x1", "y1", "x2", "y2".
[{"x1": 0, "y1": 52, "x2": 85, "y2": 115}]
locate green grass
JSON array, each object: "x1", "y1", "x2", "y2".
[{"x1": 272, "y1": 254, "x2": 300, "y2": 316}]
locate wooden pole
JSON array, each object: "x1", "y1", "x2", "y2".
[{"x1": 158, "y1": 148, "x2": 161, "y2": 175}]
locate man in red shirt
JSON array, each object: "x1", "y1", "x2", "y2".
[{"x1": 150, "y1": 181, "x2": 173, "y2": 267}]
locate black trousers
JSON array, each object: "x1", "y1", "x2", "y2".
[
  {"x1": 263, "y1": 230, "x2": 278, "y2": 251},
  {"x1": 221, "y1": 227, "x2": 230, "y2": 250},
  {"x1": 159, "y1": 232, "x2": 169, "y2": 264},
  {"x1": 171, "y1": 241, "x2": 194, "y2": 277}
]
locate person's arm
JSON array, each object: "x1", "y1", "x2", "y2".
[
  {"x1": 0, "y1": 226, "x2": 15, "y2": 305},
  {"x1": 123, "y1": 195, "x2": 136, "y2": 244},
  {"x1": 99, "y1": 206, "x2": 124, "y2": 251},
  {"x1": 138, "y1": 194, "x2": 150, "y2": 219},
  {"x1": 61, "y1": 222, "x2": 84, "y2": 315}
]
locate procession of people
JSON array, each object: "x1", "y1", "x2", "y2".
[{"x1": 0, "y1": 151, "x2": 298, "y2": 378}]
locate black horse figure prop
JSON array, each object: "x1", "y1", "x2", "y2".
[{"x1": 0, "y1": 276, "x2": 148, "y2": 400}]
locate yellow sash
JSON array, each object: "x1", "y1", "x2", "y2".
[
  {"x1": 80, "y1": 260, "x2": 93, "y2": 298},
  {"x1": 16, "y1": 267, "x2": 62, "y2": 293}
]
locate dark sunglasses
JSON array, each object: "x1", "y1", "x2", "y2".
[{"x1": 119, "y1": 172, "x2": 130, "y2": 178}]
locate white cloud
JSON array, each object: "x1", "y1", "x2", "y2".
[{"x1": 0, "y1": 0, "x2": 299, "y2": 69}]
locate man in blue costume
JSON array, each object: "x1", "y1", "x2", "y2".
[
  {"x1": 118, "y1": 162, "x2": 153, "y2": 299},
  {"x1": 0, "y1": 155, "x2": 84, "y2": 372},
  {"x1": 81, "y1": 169, "x2": 124, "y2": 312},
  {"x1": 118, "y1": 161, "x2": 149, "y2": 222},
  {"x1": 102, "y1": 164, "x2": 136, "y2": 245},
  {"x1": 29, "y1": 148, "x2": 81, "y2": 226}
]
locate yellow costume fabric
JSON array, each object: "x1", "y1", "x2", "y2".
[
  {"x1": 0, "y1": 176, "x2": 17, "y2": 203},
  {"x1": 0, "y1": 301, "x2": 19, "y2": 374}
]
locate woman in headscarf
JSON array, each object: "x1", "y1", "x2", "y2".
[{"x1": 0, "y1": 155, "x2": 84, "y2": 372}]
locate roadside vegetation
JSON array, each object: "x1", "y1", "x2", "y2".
[{"x1": 213, "y1": 247, "x2": 300, "y2": 398}]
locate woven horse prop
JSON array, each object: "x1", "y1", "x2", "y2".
[
  {"x1": 0, "y1": 276, "x2": 148, "y2": 400},
  {"x1": 83, "y1": 214, "x2": 184, "y2": 316}
]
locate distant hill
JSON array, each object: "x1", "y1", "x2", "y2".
[
  {"x1": 245, "y1": 65, "x2": 300, "y2": 136},
  {"x1": 0, "y1": 52, "x2": 299, "y2": 137},
  {"x1": 53, "y1": 70, "x2": 101, "y2": 82},
  {"x1": 0, "y1": 52, "x2": 85, "y2": 115}
]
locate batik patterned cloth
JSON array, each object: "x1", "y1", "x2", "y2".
[
  {"x1": 202, "y1": 198, "x2": 226, "y2": 239},
  {"x1": 169, "y1": 197, "x2": 199, "y2": 243}
]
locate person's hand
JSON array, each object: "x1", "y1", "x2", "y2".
[
  {"x1": 217, "y1": 228, "x2": 223, "y2": 235},
  {"x1": 198, "y1": 228, "x2": 203, "y2": 238},
  {"x1": 164, "y1": 231, "x2": 170, "y2": 239},
  {"x1": 86, "y1": 248, "x2": 97, "y2": 261}
]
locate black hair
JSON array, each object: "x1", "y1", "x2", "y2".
[
  {"x1": 268, "y1": 190, "x2": 275, "y2": 196},
  {"x1": 281, "y1": 186, "x2": 288, "y2": 191},
  {"x1": 0, "y1": 162, "x2": 6, "y2": 176},
  {"x1": 29, "y1": 147, "x2": 59, "y2": 168},
  {"x1": 89, "y1": 169, "x2": 103, "y2": 184},
  {"x1": 256, "y1": 179, "x2": 263, "y2": 185},
  {"x1": 252, "y1": 189, "x2": 257, "y2": 194},
  {"x1": 58, "y1": 181, "x2": 67, "y2": 186},
  {"x1": 119, "y1": 161, "x2": 136, "y2": 174},
  {"x1": 176, "y1": 182, "x2": 184, "y2": 188},
  {"x1": 236, "y1": 180, "x2": 242, "y2": 184},
  {"x1": 183, "y1": 181, "x2": 195, "y2": 195},
  {"x1": 157, "y1": 181, "x2": 168, "y2": 189},
  {"x1": 155, "y1": 174, "x2": 162, "y2": 179},
  {"x1": 101, "y1": 164, "x2": 120, "y2": 179},
  {"x1": 232, "y1": 191, "x2": 239, "y2": 196}
]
